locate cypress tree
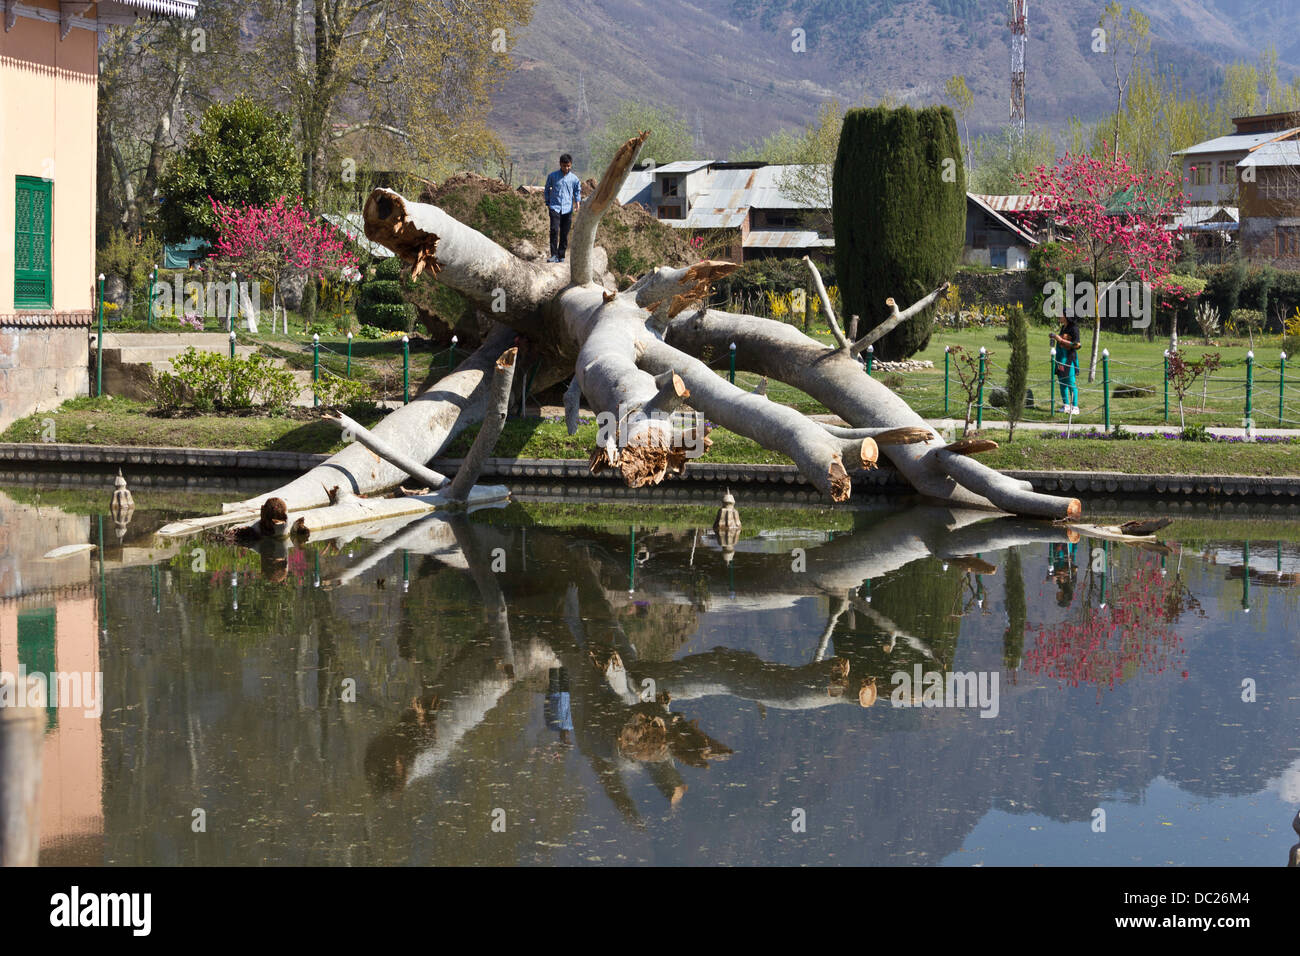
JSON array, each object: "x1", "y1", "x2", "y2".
[
  {"x1": 1005, "y1": 305, "x2": 1029, "y2": 441},
  {"x1": 833, "y1": 105, "x2": 966, "y2": 360}
]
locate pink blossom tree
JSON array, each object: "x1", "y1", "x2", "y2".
[
  {"x1": 209, "y1": 196, "x2": 358, "y2": 328},
  {"x1": 1022, "y1": 150, "x2": 1184, "y2": 381}
]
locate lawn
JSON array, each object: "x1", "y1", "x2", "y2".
[
  {"x1": 0, "y1": 397, "x2": 385, "y2": 454},
  {"x1": 5, "y1": 398, "x2": 1299, "y2": 478},
  {"x1": 904, "y1": 324, "x2": 1298, "y2": 430}
]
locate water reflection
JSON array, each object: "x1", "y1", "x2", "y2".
[{"x1": 0, "y1": 482, "x2": 1298, "y2": 866}]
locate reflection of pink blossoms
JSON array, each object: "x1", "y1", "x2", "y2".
[
  {"x1": 1026, "y1": 562, "x2": 1186, "y2": 696},
  {"x1": 286, "y1": 548, "x2": 309, "y2": 585}
]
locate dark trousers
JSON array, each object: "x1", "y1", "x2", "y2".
[{"x1": 549, "y1": 209, "x2": 572, "y2": 259}]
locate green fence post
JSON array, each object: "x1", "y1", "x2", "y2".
[
  {"x1": 628, "y1": 526, "x2": 636, "y2": 593},
  {"x1": 943, "y1": 345, "x2": 950, "y2": 417},
  {"x1": 1242, "y1": 539, "x2": 1251, "y2": 612},
  {"x1": 1048, "y1": 347, "x2": 1055, "y2": 420},
  {"x1": 346, "y1": 331, "x2": 353, "y2": 379},
  {"x1": 402, "y1": 334, "x2": 410, "y2": 404},
  {"x1": 865, "y1": 344, "x2": 874, "y2": 377},
  {"x1": 976, "y1": 346, "x2": 986, "y2": 430},
  {"x1": 1163, "y1": 350, "x2": 1170, "y2": 422},
  {"x1": 1280, "y1": 350, "x2": 1287, "y2": 425},
  {"x1": 96, "y1": 273, "x2": 105, "y2": 397},
  {"x1": 229, "y1": 329, "x2": 236, "y2": 361},
  {"x1": 228, "y1": 271, "x2": 237, "y2": 333},
  {"x1": 148, "y1": 264, "x2": 157, "y2": 330},
  {"x1": 1102, "y1": 348, "x2": 1110, "y2": 431},
  {"x1": 1245, "y1": 350, "x2": 1254, "y2": 432},
  {"x1": 728, "y1": 342, "x2": 736, "y2": 384},
  {"x1": 312, "y1": 333, "x2": 320, "y2": 408},
  {"x1": 449, "y1": 334, "x2": 458, "y2": 370}
]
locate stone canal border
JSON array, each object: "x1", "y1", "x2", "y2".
[{"x1": 2, "y1": 441, "x2": 1300, "y2": 500}]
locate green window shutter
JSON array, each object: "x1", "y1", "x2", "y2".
[
  {"x1": 14, "y1": 176, "x2": 53, "y2": 310},
  {"x1": 17, "y1": 607, "x2": 58, "y2": 730}
]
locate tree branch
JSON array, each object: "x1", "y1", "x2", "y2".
[
  {"x1": 570, "y1": 131, "x2": 648, "y2": 286},
  {"x1": 850, "y1": 282, "x2": 949, "y2": 355},
  {"x1": 803, "y1": 255, "x2": 849, "y2": 350}
]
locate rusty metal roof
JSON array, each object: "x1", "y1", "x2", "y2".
[
  {"x1": 744, "y1": 230, "x2": 833, "y2": 249},
  {"x1": 969, "y1": 193, "x2": 1048, "y2": 212}
]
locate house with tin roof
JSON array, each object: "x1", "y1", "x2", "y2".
[{"x1": 616, "y1": 160, "x2": 833, "y2": 263}]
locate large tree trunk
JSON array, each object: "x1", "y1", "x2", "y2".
[{"x1": 213, "y1": 134, "x2": 1080, "y2": 522}]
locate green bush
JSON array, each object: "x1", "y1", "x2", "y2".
[
  {"x1": 611, "y1": 245, "x2": 649, "y2": 276},
  {"x1": 157, "y1": 96, "x2": 302, "y2": 245},
  {"x1": 1180, "y1": 423, "x2": 1211, "y2": 442},
  {"x1": 356, "y1": 256, "x2": 415, "y2": 332},
  {"x1": 313, "y1": 372, "x2": 374, "y2": 409},
  {"x1": 154, "y1": 347, "x2": 298, "y2": 411}
]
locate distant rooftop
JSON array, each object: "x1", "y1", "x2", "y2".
[
  {"x1": 1174, "y1": 128, "x2": 1300, "y2": 157},
  {"x1": 104, "y1": 0, "x2": 199, "y2": 17},
  {"x1": 1237, "y1": 140, "x2": 1300, "y2": 167}
]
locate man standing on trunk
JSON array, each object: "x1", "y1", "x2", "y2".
[{"x1": 545, "y1": 153, "x2": 581, "y2": 263}]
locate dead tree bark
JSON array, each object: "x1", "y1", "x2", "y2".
[{"x1": 202, "y1": 133, "x2": 1079, "y2": 521}]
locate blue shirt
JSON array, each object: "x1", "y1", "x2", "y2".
[{"x1": 545, "y1": 170, "x2": 581, "y2": 214}]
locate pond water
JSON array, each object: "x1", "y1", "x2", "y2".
[{"x1": 1, "y1": 480, "x2": 1298, "y2": 867}]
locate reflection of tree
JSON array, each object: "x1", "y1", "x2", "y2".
[
  {"x1": 1004, "y1": 548, "x2": 1027, "y2": 671},
  {"x1": 341, "y1": 506, "x2": 1114, "y2": 822},
  {"x1": 1026, "y1": 555, "x2": 1186, "y2": 692}
]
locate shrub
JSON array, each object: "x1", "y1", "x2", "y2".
[
  {"x1": 313, "y1": 372, "x2": 374, "y2": 409},
  {"x1": 356, "y1": 256, "x2": 415, "y2": 332},
  {"x1": 1180, "y1": 423, "x2": 1211, "y2": 442},
  {"x1": 97, "y1": 229, "x2": 163, "y2": 302},
  {"x1": 153, "y1": 347, "x2": 298, "y2": 411}
]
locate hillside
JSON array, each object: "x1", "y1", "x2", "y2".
[{"x1": 490, "y1": 0, "x2": 1300, "y2": 181}]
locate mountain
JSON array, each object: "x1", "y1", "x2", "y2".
[{"x1": 489, "y1": 0, "x2": 1300, "y2": 182}]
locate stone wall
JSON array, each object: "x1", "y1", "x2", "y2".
[
  {"x1": 953, "y1": 270, "x2": 1032, "y2": 307},
  {"x1": 0, "y1": 322, "x2": 90, "y2": 430}
]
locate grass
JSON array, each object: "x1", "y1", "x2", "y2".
[
  {"x1": 0, "y1": 396, "x2": 385, "y2": 454},
  {"x1": 975, "y1": 428, "x2": 1300, "y2": 476}
]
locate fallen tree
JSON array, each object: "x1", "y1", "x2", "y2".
[{"x1": 208, "y1": 132, "x2": 1079, "y2": 521}]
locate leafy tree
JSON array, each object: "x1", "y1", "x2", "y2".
[
  {"x1": 209, "y1": 195, "x2": 357, "y2": 320},
  {"x1": 158, "y1": 98, "x2": 302, "y2": 244},
  {"x1": 1098, "y1": 3, "x2": 1151, "y2": 162},
  {"x1": 833, "y1": 105, "x2": 965, "y2": 360},
  {"x1": 588, "y1": 100, "x2": 693, "y2": 175},
  {"x1": 1022, "y1": 151, "x2": 1183, "y2": 381},
  {"x1": 1005, "y1": 305, "x2": 1029, "y2": 442},
  {"x1": 249, "y1": 0, "x2": 533, "y2": 203},
  {"x1": 96, "y1": 4, "x2": 243, "y2": 241},
  {"x1": 943, "y1": 75, "x2": 973, "y2": 167},
  {"x1": 969, "y1": 125, "x2": 1056, "y2": 194}
]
